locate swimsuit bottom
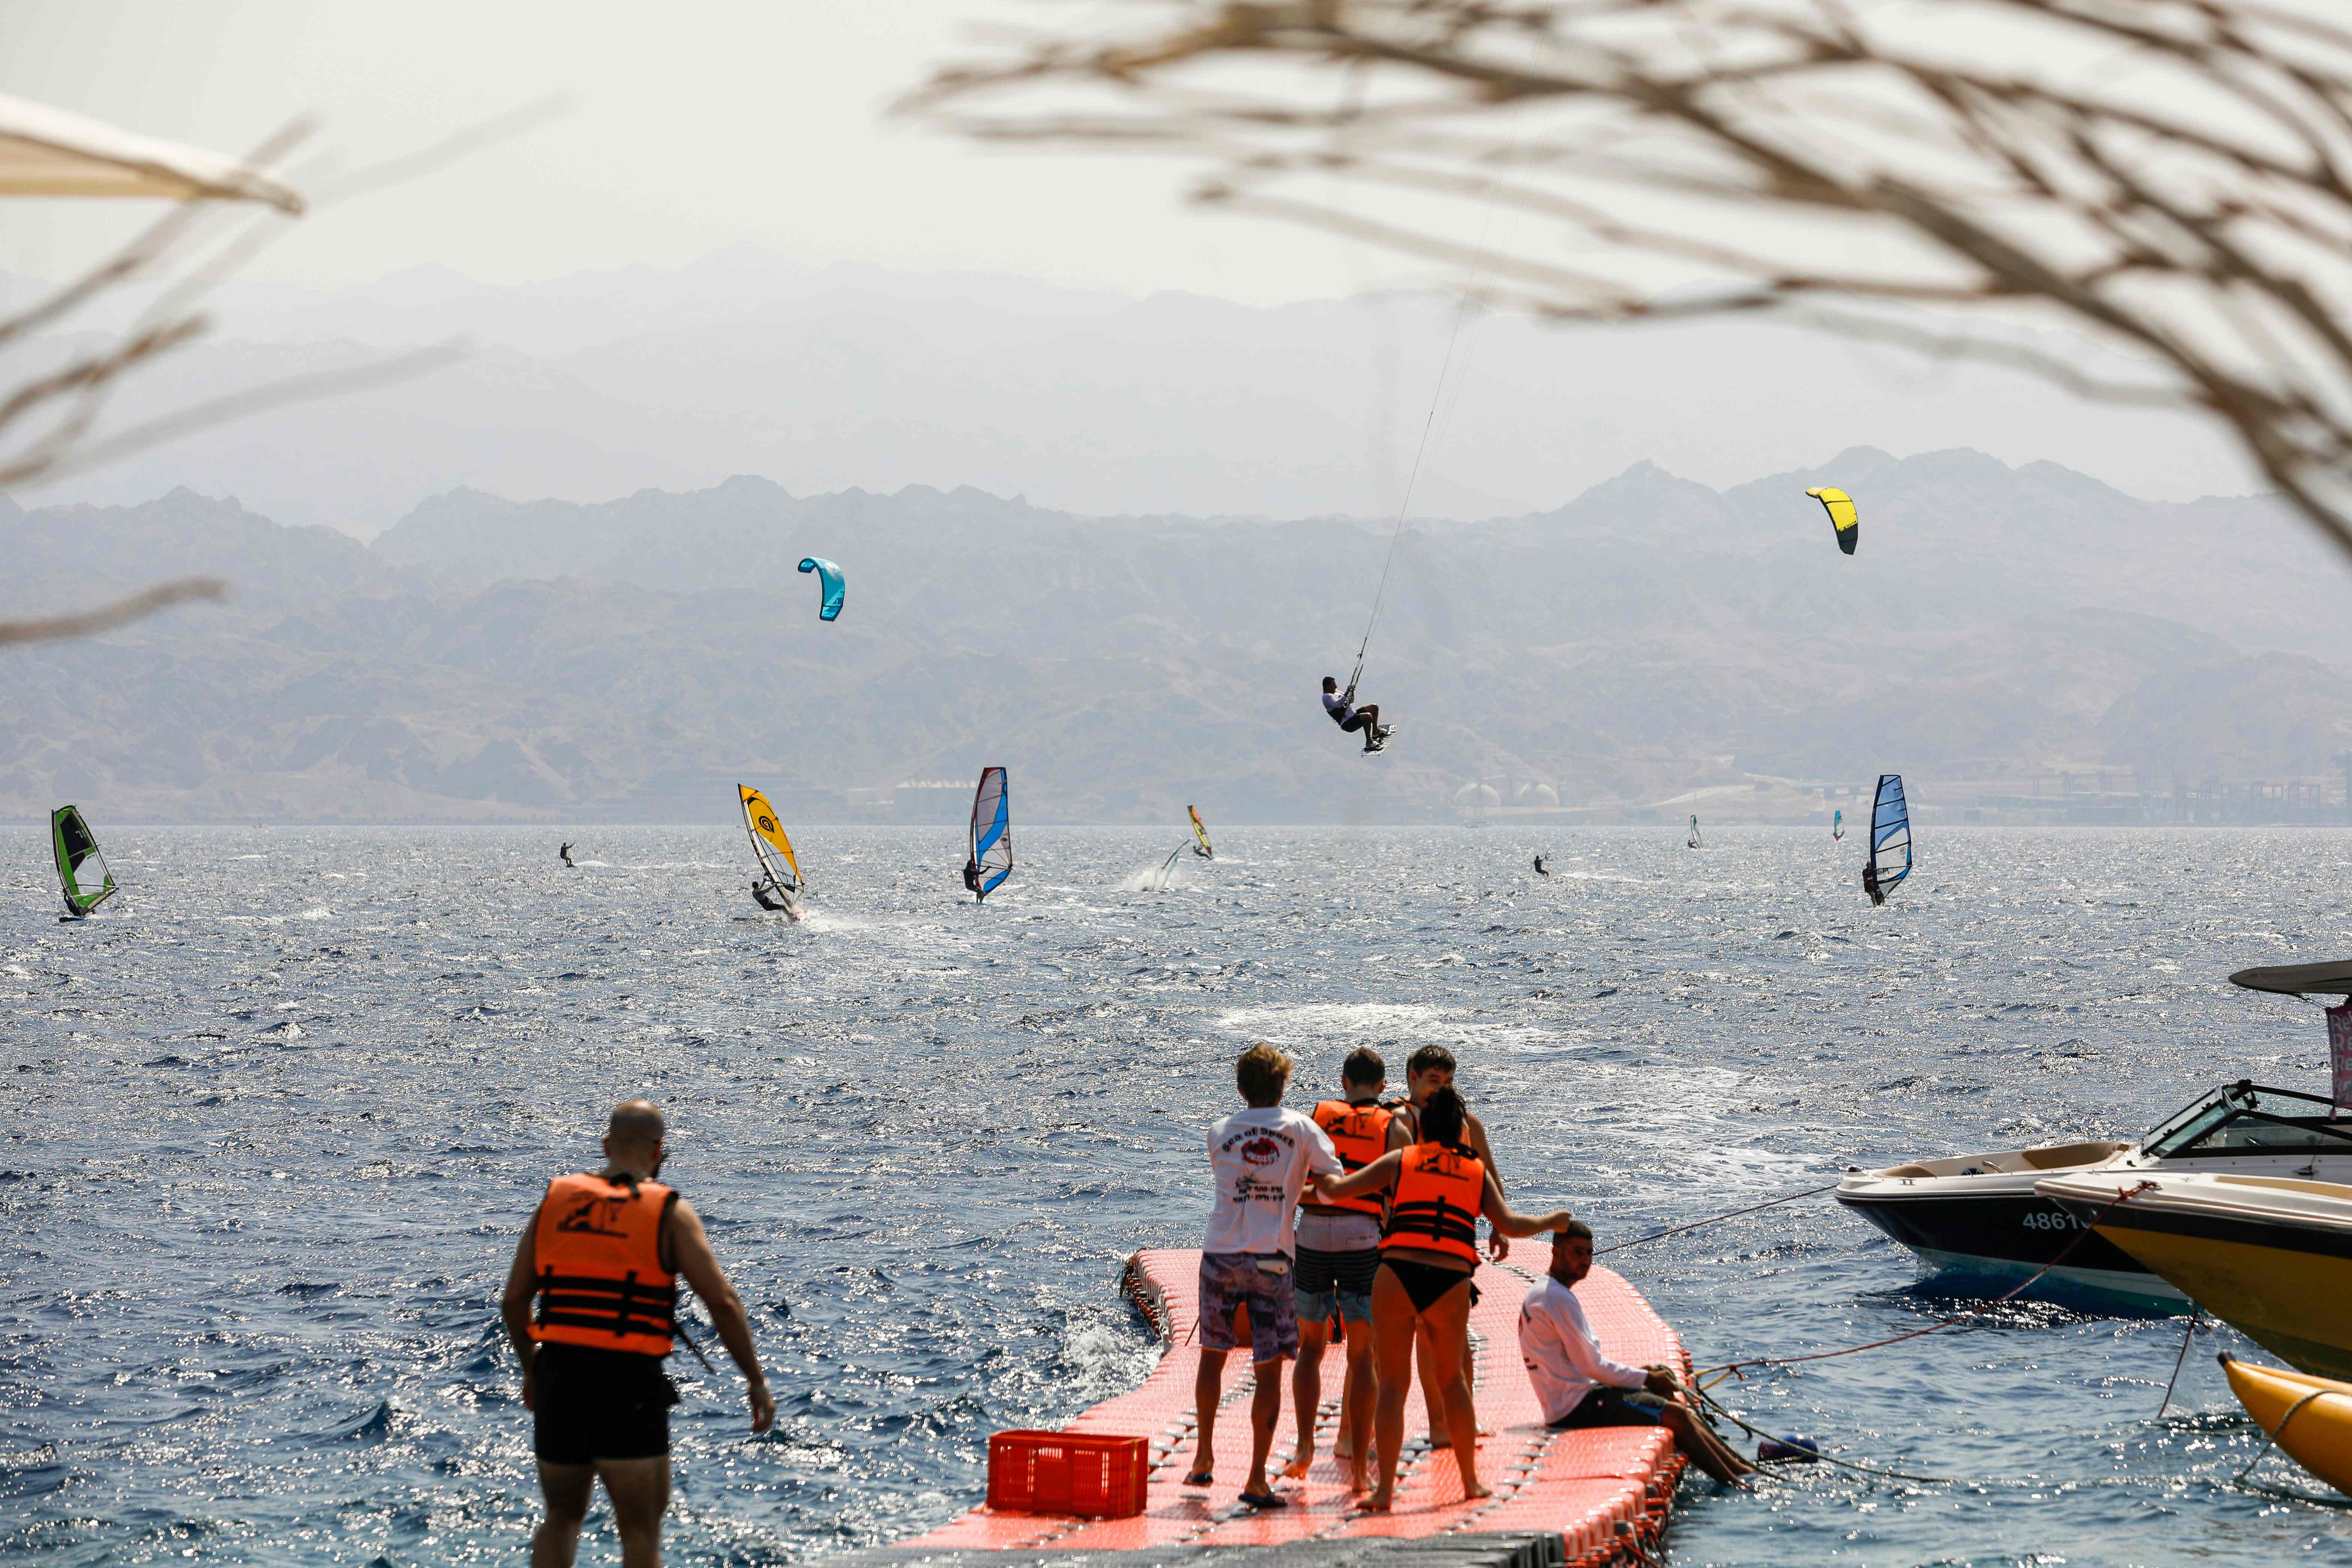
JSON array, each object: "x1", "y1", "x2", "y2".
[
  {"x1": 1378, "y1": 1255, "x2": 1474, "y2": 1315},
  {"x1": 532, "y1": 1342, "x2": 679, "y2": 1464}
]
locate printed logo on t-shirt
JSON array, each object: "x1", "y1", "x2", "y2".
[{"x1": 1240, "y1": 1136, "x2": 1280, "y2": 1166}]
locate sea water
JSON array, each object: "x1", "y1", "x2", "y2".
[{"x1": 4, "y1": 824, "x2": 2350, "y2": 1566}]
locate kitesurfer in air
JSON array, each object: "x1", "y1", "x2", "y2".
[
  {"x1": 1321, "y1": 676, "x2": 1394, "y2": 754},
  {"x1": 559, "y1": 842, "x2": 575, "y2": 868}
]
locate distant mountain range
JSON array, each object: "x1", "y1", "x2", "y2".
[
  {"x1": 3, "y1": 446, "x2": 2346, "y2": 824},
  {"x1": 1, "y1": 246, "x2": 2256, "y2": 537}
]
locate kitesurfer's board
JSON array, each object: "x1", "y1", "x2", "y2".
[
  {"x1": 51, "y1": 804, "x2": 116, "y2": 918},
  {"x1": 738, "y1": 783, "x2": 804, "y2": 919},
  {"x1": 904, "y1": 1249, "x2": 1688, "y2": 1562},
  {"x1": 967, "y1": 766, "x2": 1012, "y2": 900},
  {"x1": 1868, "y1": 774, "x2": 1911, "y2": 901}
]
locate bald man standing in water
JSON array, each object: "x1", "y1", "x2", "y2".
[{"x1": 502, "y1": 1099, "x2": 774, "y2": 1568}]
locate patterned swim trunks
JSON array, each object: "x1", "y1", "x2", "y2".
[{"x1": 1197, "y1": 1251, "x2": 1299, "y2": 1363}]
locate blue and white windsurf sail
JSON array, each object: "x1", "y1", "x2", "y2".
[
  {"x1": 964, "y1": 766, "x2": 1012, "y2": 901},
  {"x1": 1865, "y1": 774, "x2": 1911, "y2": 906},
  {"x1": 1832, "y1": 808, "x2": 1844, "y2": 841}
]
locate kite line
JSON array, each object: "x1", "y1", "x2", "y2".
[{"x1": 1347, "y1": 124, "x2": 1521, "y2": 691}]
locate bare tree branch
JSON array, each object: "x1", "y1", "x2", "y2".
[
  {"x1": 2, "y1": 97, "x2": 561, "y2": 650},
  {"x1": 911, "y1": 0, "x2": 2352, "y2": 565},
  {"x1": 0, "y1": 576, "x2": 228, "y2": 646}
]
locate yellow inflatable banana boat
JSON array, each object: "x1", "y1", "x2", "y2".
[{"x1": 2222, "y1": 1354, "x2": 2352, "y2": 1494}]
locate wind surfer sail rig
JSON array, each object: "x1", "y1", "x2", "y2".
[
  {"x1": 737, "y1": 784, "x2": 805, "y2": 920},
  {"x1": 1687, "y1": 815, "x2": 1703, "y2": 850},
  {"x1": 1864, "y1": 774, "x2": 1911, "y2": 907},
  {"x1": 1832, "y1": 808, "x2": 1844, "y2": 841},
  {"x1": 1188, "y1": 805, "x2": 1213, "y2": 859},
  {"x1": 50, "y1": 804, "x2": 116, "y2": 918},
  {"x1": 964, "y1": 766, "x2": 1012, "y2": 902}
]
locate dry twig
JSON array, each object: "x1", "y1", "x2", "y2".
[{"x1": 0, "y1": 575, "x2": 228, "y2": 647}]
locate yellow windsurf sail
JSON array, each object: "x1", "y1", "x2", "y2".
[
  {"x1": 1189, "y1": 804, "x2": 1213, "y2": 857},
  {"x1": 738, "y1": 784, "x2": 803, "y2": 908}
]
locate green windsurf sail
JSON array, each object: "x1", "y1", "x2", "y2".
[{"x1": 51, "y1": 804, "x2": 117, "y2": 917}]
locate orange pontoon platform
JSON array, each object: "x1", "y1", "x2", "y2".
[{"x1": 890, "y1": 1249, "x2": 1690, "y2": 1568}]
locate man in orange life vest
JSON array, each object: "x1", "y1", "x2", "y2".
[
  {"x1": 1383, "y1": 1044, "x2": 1510, "y2": 1450},
  {"x1": 501, "y1": 1099, "x2": 774, "y2": 1568},
  {"x1": 1283, "y1": 1045, "x2": 1390, "y2": 1492}
]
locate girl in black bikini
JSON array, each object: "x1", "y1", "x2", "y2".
[{"x1": 1308, "y1": 1087, "x2": 1572, "y2": 1512}]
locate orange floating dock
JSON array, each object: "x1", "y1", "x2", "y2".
[{"x1": 901, "y1": 1249, "x2": 1689, "y2": 1568}]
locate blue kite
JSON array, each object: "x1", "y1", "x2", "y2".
[{"x1": 797, "y1": 557, "x2": 845, "y2": 621}]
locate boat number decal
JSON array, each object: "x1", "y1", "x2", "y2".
[{"x1": 2020, "y1": 1210, "x2": 2083, "y2": 1231}]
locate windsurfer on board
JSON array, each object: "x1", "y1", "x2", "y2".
[
  {"x1": 1321, "y1": 676, "x2": 1394, "y2": 754},
  {"x1": 1863, "y1": 861, "x2": 1885, "y2": 907}
]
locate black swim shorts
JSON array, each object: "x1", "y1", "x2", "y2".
[
  {"x1": 531, "y1": 1342, "x2": 680, "y2": 1464},
  {"x1": 1547, "y1": 1387, "x2": 1665, "y2": 1430}
]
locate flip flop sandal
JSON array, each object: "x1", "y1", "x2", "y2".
[
  {"x1": 1182, "y1": 1471, "x2": 1214, "y2": 1487},
  {"x1": 1238, "y1": 1489, "x2": 1288, "y2": 1510}
]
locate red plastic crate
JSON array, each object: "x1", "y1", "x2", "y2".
[{"x1": 986, "y1": 1430, "x2": 1151, "y2": 1519}]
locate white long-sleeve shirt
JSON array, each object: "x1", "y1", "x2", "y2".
[{"x1": 1519, "y1": 1274, "x2": 1647, "y2": 1423}]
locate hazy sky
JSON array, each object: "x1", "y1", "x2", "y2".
[{"x1": 0, "y1": 1, "x2": 1381, "y2": 301}]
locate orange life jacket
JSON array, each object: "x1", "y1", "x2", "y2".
[
  {"x1": 1311, "y1": 1098, "x2": 1394, "y2": 1216},
  {"x1": 1381, "y1": 1142, "x2": 1485, "y2": 1264},
  {"x1": 531, "y1": 1171, "x2": 678, "y2": 1356}
]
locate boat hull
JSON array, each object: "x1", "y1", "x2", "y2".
[
  {"x1": 2222, "y1": 1356, "x2": 2352, "y2": 1495},
  {"x1": 2042, "y1": 1175, "x2": 2352, "y2": 1379},
  {"x1": 1837, "y1": 1188, "x2": 2163, "y2": 1296}
]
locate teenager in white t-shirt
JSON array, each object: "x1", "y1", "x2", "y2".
[{"x1": 1188, "y1": 1043, "x2": 1342, "y2": 1510}]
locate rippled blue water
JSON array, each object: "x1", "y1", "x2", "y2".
[{"x1": 6, "y1": 825, "x2": 2352, "y2": 1566}]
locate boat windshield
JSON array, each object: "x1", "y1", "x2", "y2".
[{"x1": 2143, "y1": 1081, "x2": 2352, "y2": 1159}]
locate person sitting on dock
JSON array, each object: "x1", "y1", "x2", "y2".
[
  {"x1": 1520, "y1": 1223, "x2": 1755, "y2": 1486},
  {"x1": 1312, "y1": 1085, "x2": 1574, "y2": 1513},
  {"x1": 1384, "y1": 1045, "x2": 1510, "y2": 1451},
  {"x1": 1192, "y1": 1043, "x2": 1345, "y2": 1510},
  {"x1": 1284, "y1": 1046, "x2": 1391, "y2": 1492}
]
